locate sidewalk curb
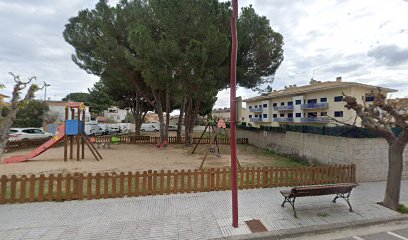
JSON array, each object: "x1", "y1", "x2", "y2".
[{"x1": 223, "y1": 215, "x2": 408, "y2": 240}]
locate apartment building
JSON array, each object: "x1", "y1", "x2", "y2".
[
  {"x1": 103, "y1": 106, "x2": 130, "y2": 123},
  {"x1": 45, "y1": 101, "x2": 91, "y2": 122},
  {"x1": 240, "y1": 77, "x2": 397, "y2": 127}
]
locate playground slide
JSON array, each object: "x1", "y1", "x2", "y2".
[{"x1": 2, "y1": 125, "x2": 66, "y2": 164}]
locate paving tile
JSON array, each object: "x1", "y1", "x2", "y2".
[{"x1": 0, "y1": 180, "x2": 405, "y2": 239}]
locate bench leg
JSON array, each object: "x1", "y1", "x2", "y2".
[
  {"x1": 281, "y1": 197, "x2": 288, "y2": 207},
  {"x1": 332, "y1": 192, "x2": 353, "y2": 212},
  {"x1": 281, "y1": 197, "x2": 297, "y2": 218}
]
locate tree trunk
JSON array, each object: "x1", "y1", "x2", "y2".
[
  {"x1": 184, "y1": 94, "x2": 193, "y2": 146},
  {"x1": 157, "y1": 107, "x2": 165, "y2": 143},
  {"x1": 177, "y1": 97, "x2": 185, "y2": 143},
  {"x1": 133, "y1": 113, "x2": 143, "y2": 136},
  {"x1": 184, "y1": 97, "x2": 200, "y2": 146},
  {"x1": 0, "y1": 106, "x2": 19, "y2": 161},
  {"x1": 382, "y1": 141, "x2": 405, "y2": 210},
  {"x1": 165, "y1": 89, "x2": 170, "y2": 140}
]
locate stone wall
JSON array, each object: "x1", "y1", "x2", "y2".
[{"x1": 233, "y1": 128, "x2": 408, "y2": 182}]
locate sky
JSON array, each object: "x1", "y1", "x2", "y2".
[{"x1": 1, "y1": 0, "x2": 408, "y2": 107}]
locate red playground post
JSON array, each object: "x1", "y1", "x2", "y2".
[{"x1": 230, "y1": 0, "x2": 239, "y2": 228}]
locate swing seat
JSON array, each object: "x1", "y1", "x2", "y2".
[{"x1": 209, "y1": 147, "x2": 216, "y2": 153}]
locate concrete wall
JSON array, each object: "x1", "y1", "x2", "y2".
[{"x1": 233, "y1": 128, "x2": 408, "y2": 182}]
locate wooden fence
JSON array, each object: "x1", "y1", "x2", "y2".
[
  {"x1": 4, "y1": 136, "x2": 248, "y2": 153},
  {"x1": 0, "y1": 164, "x2": 355, "y2": 204},
  {"x1": 94, "y1": 135, "x2": 248, "y2": 144},
  {"x1": 4, "y1": 137, "x2": 55, "y2": 153}
]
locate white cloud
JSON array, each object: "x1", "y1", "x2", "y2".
[
  {"x1": 215, "y1": 0, "x2": 408, "y2": 107},
  {"x1": 0, "y1": 0, "x2": 407, "y2": 105}
]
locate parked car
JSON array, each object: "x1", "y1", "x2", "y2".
[
  {"x1": 141, "y1": 124, "x2": 159, "y2": 132},
  {"x1": 109, "y1": 125, "x2": 120, "y2": 134},
  {"x1": 168, "y1": 125, "x2": 178, "y2": 131},
  {"x1": 8, "y1": 128, "x2": 53, "y2": 141},
  {"x1": 98, "y1": 124, "x2": 110, "y2": 135}
]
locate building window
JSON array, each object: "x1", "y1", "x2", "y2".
[
  {"x1": 288, "y1": 101, "x2": 293, "y2": 106},
  {"x1": 263, "y1": 114, "x2": 267, "y2": 118},
  {"x1": 241, "y1": 117, "x2": 244, "y2": 121},
  {"x1": 263, "y1": 104, "x2": 267, "y2": 108},
  {"x1": 334, "y1": 111, "x2": 343, "y2": 117},
  {"x1": 248, "y1": 106, "x2": 252, "y2": 109},
  {"x1": 280, "y1": 102, "x2": 285, "y2": 106},
  {"x1": 334, "y1": 96, "x2": 343, "y2": 102},
  {"x1": 255, "y1": 115, "x2": 258, "y2": 117},
  {"x1": 307, "y1": 99, "x2": 317, "y2": 104},
  {"x1": 295, "y1": 100, "x2": 301, "y2": 105},
  {"x1": 295, "y1": 113, "x2": 301, "y2": 118},
  {"x1": 272, "y1": 103, "x2": 277, "y2": 107},
  {"x1": 288, "y1": 113, "x2": 293, "y2": 118},
  {"x1": 321, "y1": 112, "x2": 327, "y2": 116},
  {"x1": 365, "y1": 95, "x2": 375, "y2": 102},
  {"x1": 307, "y1": 112, "x2": 317, "y2": 118},
  {"x1": 280, "y1": 113, "x2": 285, "y2": 117},
  {"x1": 320, "y1": 97, "x2": 327, "y2": 102},
  {"x1": 273, "y1": 114, "x2": 277, "y2": 118},
  {"x1": 249, "y1": 115, "x2": 252, "y2": 118},
  {"x1": 255, "y1": 105, "x2": 258, "y2": 108}
]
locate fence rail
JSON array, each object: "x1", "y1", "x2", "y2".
[
  {"x1": 4, "y1": 136, "x2": 249, "y2": 153},
  {"x1": 0, "y1": 164, "x2": 355, "y2": 204}
]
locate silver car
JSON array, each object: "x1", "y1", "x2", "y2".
[{"x1": 8, "y1": 128, "x2": 53, "y2": 141}]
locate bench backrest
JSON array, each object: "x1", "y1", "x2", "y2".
[{"x1": 291, "y1": 183, "x2": 357, "y2": 197}]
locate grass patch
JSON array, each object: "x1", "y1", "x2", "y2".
[
  {"x1": 399, "y1": 204, "x2": 408, "y2": 214},
  {"x1": 256, "y1": 148, "x2": 309, "y2": 167}
]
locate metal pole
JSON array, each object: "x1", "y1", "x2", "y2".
[
  {"x1": 230, "y1": 0, "x2": 239, "y2": 228},
  {"x1": 64, "y1": 107, "x2": 68, "y2": 161}
]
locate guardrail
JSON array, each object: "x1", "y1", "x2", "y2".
[
  {"x1": 250, "y1": 117, "x2": 262, "y2": 122},
  {"x1": 301, "y1": 102, "x2": 329, "y2": 110},
  {"x1": 273, "y1": 105, "x2": 294, "y2": 111},
  {"x1": 273, "y1": 118, "x2": 294, "y2": 123},
  {"x1": 249, "y1": 108, "x2": 263, "y2": 112},
  {"x1": 300, "y1": 117, "x2": 329, "y2": 123}
]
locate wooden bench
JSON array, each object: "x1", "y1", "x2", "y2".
[{"x1": 280, "y1": 183, "x2": 358, "y2": 218}]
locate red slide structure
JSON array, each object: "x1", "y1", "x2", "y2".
[{"x1": 3, "y1": 125, "x2": 66, "y2": 164}]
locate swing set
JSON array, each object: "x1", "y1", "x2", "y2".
[{"x1": 191, "y1": 118, "x2": 241, "y2": 169}]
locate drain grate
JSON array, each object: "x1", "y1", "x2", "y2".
[{"x1": 245, "y1": 219, "x2": 268, "y2": 233}]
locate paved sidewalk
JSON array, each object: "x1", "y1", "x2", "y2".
[{"x1": 0, "y1": 180, "x2": 406, "y2": 240}]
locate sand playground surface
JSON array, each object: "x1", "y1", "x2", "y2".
[{"x1": 0, "y1": 144, "x2": 300, "y2": 176}]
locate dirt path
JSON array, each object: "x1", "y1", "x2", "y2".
[{"x1": 0, "y1": 144, "x2": 302, "y2": 176}]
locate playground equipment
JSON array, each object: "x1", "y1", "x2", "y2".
[
  {"x1": 63, "y1": 102, "x2": 101, "y2": 161},
  {"x1": 3, "y1": 102, "x2": 101, "y2": 163},
  {"x1": 156, "y1": 139, "x2": 169, "y2": 149},
  {"x1": 192, "y1": 119, "x2": 241, "y2": 169},
  {"x1": 94, "y1": 136, "x2": 120, "y2": 149}
]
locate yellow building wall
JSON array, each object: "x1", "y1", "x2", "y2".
[{"x1": 243, "y1": 85, "x2": 389, "y2": 128}]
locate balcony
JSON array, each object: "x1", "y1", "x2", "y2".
[
  {"x1": 273, "y1": 117, "x2": 294, "y2": 123},
  {"x1": 250, "y1": 117, "x2": 262, "y2": 122},
  {"x1": 301, "y1": 102, "x2": 329, "y2": 110},
  {"x1": 273, "y1": 105, "x2": 294, "y2": 111},
  {"x1": 249, "y1": 107, "x2": 263, "y2": 113},
  {"x1": 300, "y1": 117, "x2": 329, "y2": 123}
]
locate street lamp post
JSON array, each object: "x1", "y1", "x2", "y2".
[
  {"x1": 43, "y1": 81, "x2": 51, "y2": 101},
  {"x1": 230, "y1": 0, "x2": 239, "y2": 228}
]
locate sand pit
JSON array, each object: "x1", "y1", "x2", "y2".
[{"x1": 0, "y1": 144, "x2": 302, "y2": 176}]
